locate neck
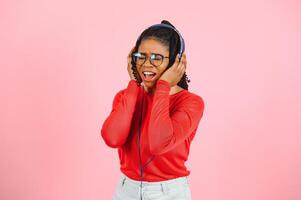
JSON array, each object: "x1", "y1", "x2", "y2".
[
  {"x1": 143, "y1": 83, "x2": 183, "y2": 95},
  {"x1": 143, "y1": 85, "x2": 155, "y2": 95}
]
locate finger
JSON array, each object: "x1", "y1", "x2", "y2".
[
  {"x1": 131, "y1": 46, "x2": 135, "y2": 53},
  {"x1": 178, "y1": 55, "x2": 186, "y2": 70},
  {"x1": 181, "y1": 63, "x2": 186, "y2": 73},
  {"x1": 171, "y1": 54, "x2": 181, "y2": 70},
  {"x1": 128, "y1": 47, "x2": 135, "y2": 57},
  {"x1": 181, "y1": 53, "x2": 186, "y2": 63},
  {"x1": 128, "y1": 49, "x2": 135, "y2": 63},
  {"x1": 182, "y1": 60, "x2": 187, "y2": 68},
  {"x1": 181, "y1": 62, "x2": 186, "y2": 73},
  {"x1": 179, "y1": 65, "x2": 185, "y2": 77},
  {"x1": 177, "y1": 61, "x2": 185, "y2": 73},
  {"x1": 176, "y1": 54, "x2": 181, "y2": 64},
  {"x1": 180, "y1": 53, "x2": 187, "y2": 62},
  {"x1": 180, "y1": 59, "x2": 186, "y2": 72},
  {"x1": 181, "y1": 53, "x2": 187, "y2": 69}
]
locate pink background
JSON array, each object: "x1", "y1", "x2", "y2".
[{"x1": 0, "y1": 0, "x2": 300, "y2": 199}]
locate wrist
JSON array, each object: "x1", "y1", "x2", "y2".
[
  {"x1": 158, "y1": 78, "x2": 168, "y2": 83},
  {"x1": 157, "y1": 79, "x2": 171, "y2": 87}
]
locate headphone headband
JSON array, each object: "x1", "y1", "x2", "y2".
[{"x1": 137, "y1": 23, "x2": 185, "y2": 58}]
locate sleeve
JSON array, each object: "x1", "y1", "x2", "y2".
[
  {"x1": 148, "y1": 79, "x2": 205, "y2": 155},
  {"x1": 101, "y1": 80, "x2": 140, "y2": 148}
]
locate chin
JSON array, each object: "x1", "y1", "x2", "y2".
[{"x1": 143, "y1": 81, "x2": 156, "y2": 87}]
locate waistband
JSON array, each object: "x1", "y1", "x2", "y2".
[{"x1": 120, "y1": 172, "x2": 189, "y2": 188}]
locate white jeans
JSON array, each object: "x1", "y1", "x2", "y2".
[{"x1": 112, "y1": 172, "x2": 192, "y2": 200}]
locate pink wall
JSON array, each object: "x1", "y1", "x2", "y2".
[{"x1": 0, "y1": 0, "x2": 300, "y2": 199}]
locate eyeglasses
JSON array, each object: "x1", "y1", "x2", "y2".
[{"x1": 132, "y1": 52, "x2": 169, "y2": 67}]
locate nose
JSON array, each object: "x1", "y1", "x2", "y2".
[{"x1": 142, "y1": 56, "x2": 153, "y2": 67}]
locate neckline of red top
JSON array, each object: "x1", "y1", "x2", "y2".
[{"x1": 142, "y1": 87, "x2": 187, "y2": 97}]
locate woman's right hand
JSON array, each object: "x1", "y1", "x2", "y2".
[{"x1": 127, "y1": 46, "x2": 138, "y2": 81}]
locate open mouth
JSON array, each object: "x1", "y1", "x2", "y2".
[{"x1": 142, "y1": 71, "x2": 157, "y2": 81}]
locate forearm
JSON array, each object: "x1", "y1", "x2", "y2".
[{"x1": 101, "y1": 80, "x2": 140, "y2": 148}]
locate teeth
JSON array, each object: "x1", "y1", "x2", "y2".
[{"x1": 143, "y1": 71, "x2": 156, "y2": 75}]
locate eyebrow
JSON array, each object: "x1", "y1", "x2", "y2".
[{"x1": 138, "y1": 52, "x2": 164, "y2": 56}]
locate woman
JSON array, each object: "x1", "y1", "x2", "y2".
[{"x1": 101, "y1": 20, "x2": 205, "y2": 200}]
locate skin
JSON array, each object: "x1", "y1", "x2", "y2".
[{"x1": 127, "y1": 38, "x2": 187, "y2": 95}]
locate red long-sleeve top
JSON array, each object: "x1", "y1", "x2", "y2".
[{"x1": 101, "y1": 79, "x2": 205, "y2": 182}]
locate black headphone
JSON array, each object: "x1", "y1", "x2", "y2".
[{"x1": 136, "y1": 23, "x2": 185, "y2": 199}]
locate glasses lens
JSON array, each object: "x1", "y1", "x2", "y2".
[
  {"x1": 150, "y1": 54, "x2": 163, "y2": 67},
  {"x1": 132, "y1": 52, "x2": 146, "y2": 66}
]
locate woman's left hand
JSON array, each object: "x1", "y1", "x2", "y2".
[{"x1": 158, "y1": 53, "x2": 187, "y2": 87}]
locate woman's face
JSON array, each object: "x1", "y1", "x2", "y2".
[{"x1": 136, "y1": 38, "x2": 170, "y2": 89}]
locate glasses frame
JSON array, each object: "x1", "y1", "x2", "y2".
[{"x1": 132, "y1": 52, "x2": 169, "y2": 67}]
